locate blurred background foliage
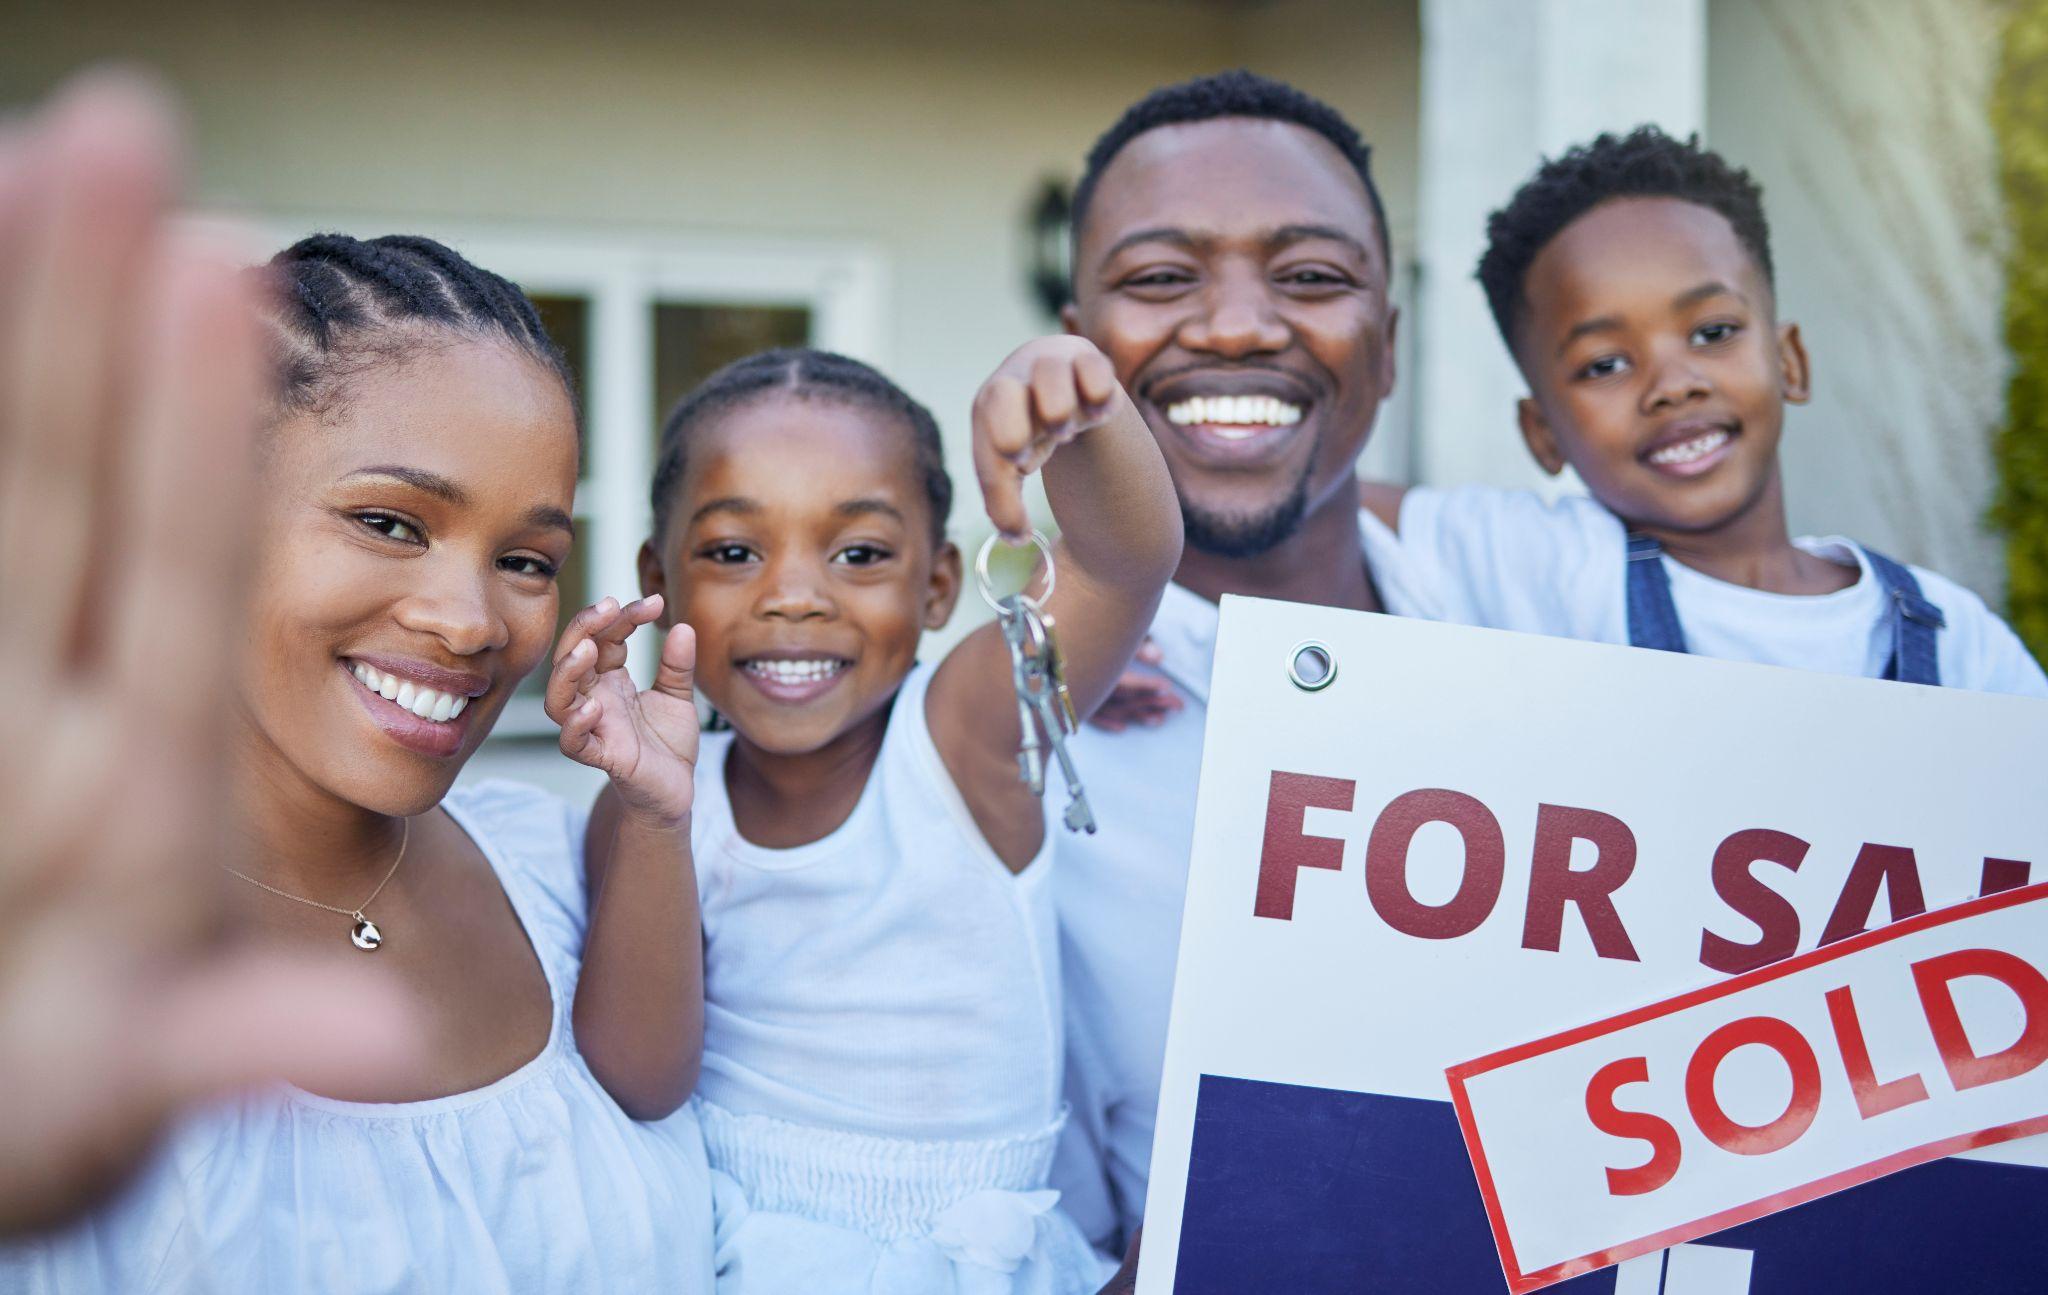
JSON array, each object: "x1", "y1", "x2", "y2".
[{"x1": 1995, "y1": 0, "x2": 2048, "y2": 660}]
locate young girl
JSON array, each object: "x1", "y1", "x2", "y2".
[
  {"x1": 546, "y1": 343, "x2": 1180, "y2": 1292},
  {"x1": 3, "y1": 233, "x2": 714, "y2": 1291}
]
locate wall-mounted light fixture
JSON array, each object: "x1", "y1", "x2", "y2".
[{"x1": 1025, "y1": 178, "x2": 1073, "y2": 321}]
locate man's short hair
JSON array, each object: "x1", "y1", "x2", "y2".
[{"x1": 1071, "y1": 69, "x2": 1391, "y2": 266}]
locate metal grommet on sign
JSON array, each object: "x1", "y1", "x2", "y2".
[{"x1": 1287, "y1": 640, "x2": 1336, "y2": 691}]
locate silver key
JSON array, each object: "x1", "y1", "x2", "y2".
[
  {"x1": 1009, "y1": 596, "x2": 1096, "y2": 834},
  {"x1": 978, "y1": 532, "x2": 1093, "y2": 834},
  {"x1": 1037, "y1": 689, "x2": 1096, "y2": 834},
  {"x1": 997, "y1": 594, "x2": 1045, "y2": 793}
]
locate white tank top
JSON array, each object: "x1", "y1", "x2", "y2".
[{"x1": 693, "y1": 662, "x2": 1064, "y2": 1144}]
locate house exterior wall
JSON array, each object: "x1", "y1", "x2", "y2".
[
  {"x1": 1708, "y1": 0, "x2": 2009, "y2": 596},
  {"x1": 1413, "y1": 0, "x2": 1707, "y2": 497},
  {"x1": 3, "y1": 2, "x2": 2018, "y2": 795},
  {"x1": 1, "y1": 0, "x2": 1423, "y2": 503},
  {"x1": 2, "y1": 0, "x2": 1423, "y2": 794}
]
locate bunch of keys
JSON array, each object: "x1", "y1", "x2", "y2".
[{"x1": 976, "y1": 531, "x2": 1096, "y2": 835}]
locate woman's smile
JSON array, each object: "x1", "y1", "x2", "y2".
[{"x1": 340, "y1": 654, "x2": 491, "y2": 758}]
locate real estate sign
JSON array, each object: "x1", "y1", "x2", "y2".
[{"x1": 1138, "y1": 597, "x2": 2048, "y2": 1294}]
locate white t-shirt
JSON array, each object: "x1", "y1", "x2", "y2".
[
  {"x1": 1049, "y1": 511, "x2": 1426, "y2": 1255},
  {"x1": 0, "y1": 781, "x2": 715, "y2": 1295},
  {"x1": 1394, "y1": 485, "x2": 2048, "y2": 697}
]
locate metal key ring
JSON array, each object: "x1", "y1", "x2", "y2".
[{"x1": 975, "y1": 529, "x2": 1057, "y2": 615}]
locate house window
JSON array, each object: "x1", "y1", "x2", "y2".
[
  {"x1": 514, "y1": 293, "x2": 595, "y2": 709},
  {"x1": 651, "y1": 302, "x2": 811, "y2": 435},
  {"x1": 509, "y1": 297, "x2": 813, "y2": 711}
]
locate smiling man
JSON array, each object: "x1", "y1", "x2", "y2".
[{"x1": 1049, "y1": 70, "x2": 1437, "y2": 1260}]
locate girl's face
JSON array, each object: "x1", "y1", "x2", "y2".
[
  {"x1": 245, "y1": 338, "x2": 579, "y2": 816},
  {"x1": 643, "y1": 393, "x2": 960, "y2": 758}
]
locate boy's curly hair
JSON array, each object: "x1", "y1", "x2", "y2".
[{"x1": 1478, "y1": 126, "x2": 1775, "y2": 348}]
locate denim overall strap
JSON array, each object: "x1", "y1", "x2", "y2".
[
  {"x1": 1624, "y1": 533, "x2": 1689, "y2": 653},
  {"x1": 1862, "y1": 547, "x2": 1944, "y2": 685}
]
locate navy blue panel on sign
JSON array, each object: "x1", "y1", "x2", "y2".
[{"x1": 1172, "y1": 1075, "x2": 2048, "y2": 1294}]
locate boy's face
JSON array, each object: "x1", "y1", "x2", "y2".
[
  {"x1": 1512, "y1": 196, "x2": 1809, "y2": 537},
  {"x1": 1066, "y1": 117, "x2": 1397, "y2": 557},
  {"x1": 640, "y1": 394, "x2": 960, "y2": 757}
]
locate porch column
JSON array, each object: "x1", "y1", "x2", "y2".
[{"x1": 1413, "y1": 0, "x2": 1707, "y2": 490}]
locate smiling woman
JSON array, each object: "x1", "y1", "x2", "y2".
[{"x1": 1, "y1": 234, "x2": 714, "y2": 1292}]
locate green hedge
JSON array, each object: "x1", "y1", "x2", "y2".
[{"x1": 1995, "y1": 1, "x2": 2048, "y2": 662}]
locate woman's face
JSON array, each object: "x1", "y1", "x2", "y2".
[{"x1": 243, "y1": 337, "x2": 579, "y2": 816}]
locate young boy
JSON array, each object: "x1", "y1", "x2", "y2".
[{"x1": 1362, "y1": 126, "x2": 2047, "y2": 695}]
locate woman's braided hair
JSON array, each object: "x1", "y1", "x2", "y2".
[{"x1": 261, "y1": 233, "x2": 576, "y2": 431}]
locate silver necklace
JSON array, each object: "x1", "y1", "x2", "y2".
[{"x1": 222, "y1": 819, "x2": 411, "y2": 951}]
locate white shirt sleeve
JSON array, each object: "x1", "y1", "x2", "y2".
[
  {"x1": 1915, "y1": 566, "x2": 2048, "y2": 698},
  {"x1": 1393, "y1": 485, "x2": 1627, "y2": 642}
]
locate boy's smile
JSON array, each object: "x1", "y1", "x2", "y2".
[
  {"x1": 1641, "y1": 419, "x2": 1736, "y2": 478},
  {"x1": 1512, "y1": 196, "x2": 1810, "y2": 539}
]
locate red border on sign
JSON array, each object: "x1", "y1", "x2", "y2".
[{"x1": 1443, "y1": 879, "x2": 2048, "y2": 1295}]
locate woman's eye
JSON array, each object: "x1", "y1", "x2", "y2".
[
  {"x1": 1693, "y1": 321, "x2": 1741, "y2": 345},
  {"x1": 500, "y1": 554, "x2": 559, "y2": 579},
  {"x1": 355, "y1": 512, "x2": 422, "y2": 543},
  {"x1": 833, "y1": 544, "x2": 891, "y2": 567}
]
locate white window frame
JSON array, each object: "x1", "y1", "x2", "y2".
[{"x1": 258, "y1": 218, "x2": 888, "y2": 738}]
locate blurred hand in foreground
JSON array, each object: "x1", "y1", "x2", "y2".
[{"x1": 0, "y1": 72, "x2": 415, "y2": 1236}]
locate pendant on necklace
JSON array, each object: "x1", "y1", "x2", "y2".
[{"x1": 350, "y1": 913, "x2": 383, "y2": 951}]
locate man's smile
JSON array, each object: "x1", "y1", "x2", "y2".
[{"x1": 1142, "y1": 369, "x2": 1321, "y2": 468}]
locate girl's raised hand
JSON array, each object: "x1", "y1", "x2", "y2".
[
  {"x1": 545, "y1": 596, "x2": 699, "y2": 828},
  {"x1": 970, "y1": 335, "x2": 1125, "y2": 539}
]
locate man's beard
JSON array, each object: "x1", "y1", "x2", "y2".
[{"x1": 1179, "y1": 461, "x2": 1313, "y2": 559}]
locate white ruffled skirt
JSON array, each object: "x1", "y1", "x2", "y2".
[{"x1": 697, "y1": 1098, "x2": 1110, "y2": 1295}]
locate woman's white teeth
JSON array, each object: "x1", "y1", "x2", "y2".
[
  {"x1": 1165, "y1": 395, "x2": 1304, "y2": 430},
  {"x1": 745, "y1": 658, "x2": 846, "y2": 685},
  {"x1": 350, "y1": 662, "x2": 470, "y2": 722},
  {"x1": 1649, "y1": 428, "x2": 1731, "y2": 466}
]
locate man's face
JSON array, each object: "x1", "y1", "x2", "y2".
[{"x1": 1066, "y1": 117, "x2": 1396, "y2": 557}]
